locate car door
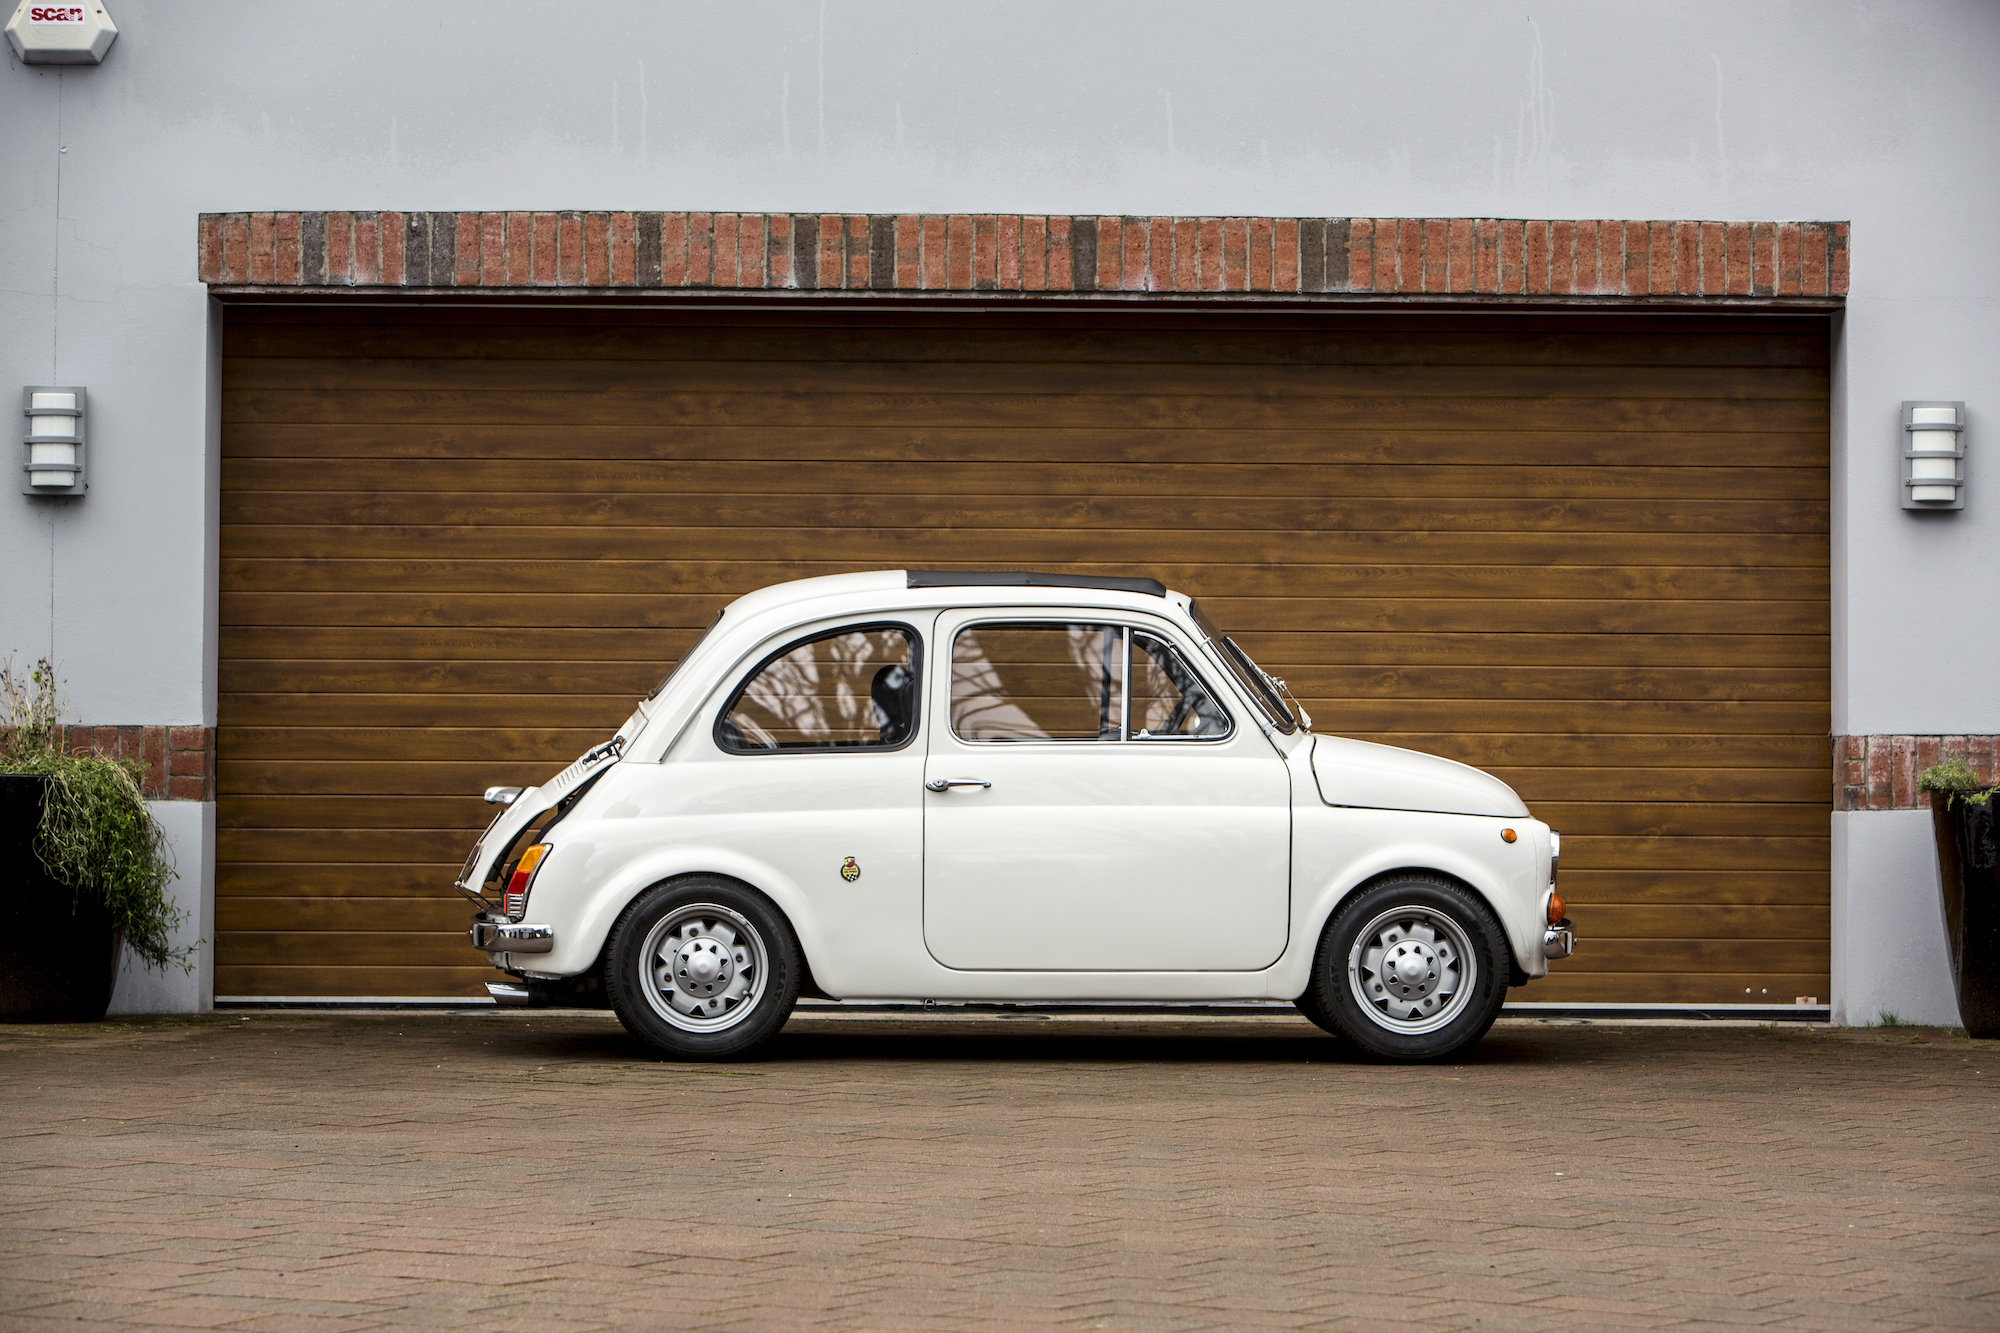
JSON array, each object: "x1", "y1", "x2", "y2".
[{"x1": 921, "y1": 609, "x2": 1291, "y2": 971}]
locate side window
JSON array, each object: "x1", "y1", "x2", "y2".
[
  {"x1": 1130, "y1": 633, "x2": 1231, "y2": 739},
  {"x1": 951, "y1": 623, "x2": 1122, "y2": 742},
  {"x1": 950, "y1": 622, "x2": 1233, "y2": 743},
  {"x1": 716, "y1": 624, "x2": 920, "y2": 753}
]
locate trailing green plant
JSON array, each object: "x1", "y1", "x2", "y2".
[
  {"x1": 1919, "y1": 757, "x2": 1996, "y2": 808},
  {"x1": 1, "y1": 657, "x2": 189, "y2": 971}
]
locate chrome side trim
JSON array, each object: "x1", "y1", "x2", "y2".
[{"x1": 471, "y1": 921, "x2": 556, "y2": 953}]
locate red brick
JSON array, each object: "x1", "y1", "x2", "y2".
[
  {"x1": 1466, "y1": 218, "x2": 1493, "y2": 292},
  {"x1": 494, "y1": 212, "x2": 521, "y2": 285},
  {"x1": 707, "y1": 212, "x2": 735, "y2": 287},
  {"x1": 1171, "y1": 218, "x2": 1197, "y2": 291},
  {"x1": 1670, "y1": 220, "x2": 1696, "y2": 294},
  {"x1": 141, "y1": 727, "x2": 166, "y2": 798},
  {"x1": 1800, "y1": 222, "x2": 1828, "y2": 296},
  {"x1": 974, "y1": 215, "x2": 999, "y2": 290},
  {"x1": 553, "y1": 213, "x2": 581, "y2": 285},
  {"x1": 220, "y1": 213, "x2": 247, "y2": 282},
  {"x1": 1199, "y1": 217, "x2": 1224, "y2": 291},
  {"x1": 687, "y1": 212, "x2": 714, "y2": 286},
  {"x1": 169, "y1": 725, "x2": 206, "y2": 751},
  {"x1": 742, "y1": 214, "x2": 769, "y2": 288},
  {"x1": 1464, "y1": 218, "x2": 1496, "y2": 294},
  {"x1": 1549, "y1": 220, "x2": 1574, "y2": 294},
  {"x1": 1046, "y1": 215, "x2": 1072, "y2": 290},
  {"x1": 248, "y1": 212, "x2": 274, "y2": 283},
  {"x1": 1497, "y1": 219, "x2": 1523, "y2": 294},
  {"x1": 896, "y1": 214, "x2": 922, "y2": 289},
  {"x1": 1865, "y1": 739, "x2": 1892, "y2": 811},
  {"x1": 198, "y1": 215, "x2": 222, "y2": 283},
  {"x1": 607, "y1": 212, "x2": 635, "y2": 286},
  {"x1": 351, "y1": 213, "x2": 378, "y2": 285},
  {"x1": 325, "y1": 212, "x2": 353, "y2": 285},
  {"x1": 522, "y1": 213, "x2": 550, "y2": 285},
  {"x1": 447, "y1": 211, "x2": 475, "y2": 286},
  {"x1": 1892, "y1": 736, "x2": 1918, "y2": 809},
  {"x1": 1098, "y1": 215, "x2": 1122, "y2": 291},
  {"x1": 1394, "y1": 219, "x2": 1420, "y2": 293},
  {"x1": 1273, "y1": 217, "x2": 1299, "y2": 293},
  {"x1": 1970, "y1": 734, "x2": 1996, "y2": 786},
  {"x1": 1915, "y1": 737, "x2": 1943, "y2": 790},
  {"x1": 766, "y1": 212, "x2": 791, "y2": 289},
  {"x1": 383, "y1": 211, "x2": 410, "y2": 284},
  {"x1": 997, "y1": 215, "x2": 1022, "y2": 290},
  {"x1": 941, "y1": 214, "x2": 968, "y2": 289},
  {"x1": 1597, "y1": 220, "x2": 1623, "y2": 294},
  {"x1": 167, "y1": 776, "x2": 205, "y2": 802},
  {"x1": 1625, "y1": 220, "x2": 1651, "y2": 295},
  {"x1": 1777, "y1": 222, "x2": 1802, "y2": 295},
  {"x1": 815, "y1": 212, "x2": 842, "y2": 289},
  {"x1": 1246, "y1": 217, "x2": 1272, "y2": 291},
  {"x1": 1345, "y1": 218, "x2": 1373, "y2": 292},
  {"x1": 1831, "y1": 222, "x2": 1849, "y2": 295},
  {"x1": 1571, "y1": 220, "x2": 1597, "y2": 292},
  {"x1": 1725, "y1": 221, "x2": 1751, "y2": 295},
  {"x1": 1524, "y1": 220, "x2": 1548, "y2": 294},
  {"x1": 1700, "y1": 221, "x2": 1725, "y2": 295},
  {"x1": 661, "y1": 213, "x2": 688, "y2": 286},
  {"x1": 168, "y1": 749, "x2": 207, "y2": 778},
  {"x1": 273, "y1": 212, "x2": 301, "y2": 284},
  {"x1": 1148, "y1": 217, "x2": 1173, "y2": 292},
  {"x1": 1223, "y1": 217, "x2": 1248, "y2": 291},
  {"x1": 1649, "y1": 220, "x2": 1674, "y2": 294},
  {"x1": 475, "y1": 213, "x2": 502, "y2": 286},
  {"x1": 846, "y1": 215, "x2": 869, "y2": 288},
  {"x1": 938, "y1": 214, "x2": 965, "y2": 290},
  {"x1": 1751, "y1": 221, "x2": 1775, "y2": 296}
]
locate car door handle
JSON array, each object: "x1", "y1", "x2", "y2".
[{"x1": 925, "y1": 778, "x2": 992, "y2": 792}]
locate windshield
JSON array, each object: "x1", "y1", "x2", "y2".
[{"x1": 1186, "y1": 600, "x2": 1300, "y2": 733}]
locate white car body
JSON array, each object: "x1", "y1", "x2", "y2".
[{"x1": 458, "y1": 571, "x2": 1567, "y2": 1026}]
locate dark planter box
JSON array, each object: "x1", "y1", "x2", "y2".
[
  {"x1": 1931, "y1": 789, "x2": 2000, "y2": 1039},
  {"x1": 0, "y1": 773, "x2": 122, "y2": 1022}
]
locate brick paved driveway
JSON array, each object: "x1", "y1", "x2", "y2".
[{"x1": 2, "y1": 1011, "x2": 1996, "y2": 1332}]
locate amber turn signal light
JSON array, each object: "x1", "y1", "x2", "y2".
[
  {"x1": 1548, "y1": 892, "x2": 1567, "y2": 925},
  {"x1": 503, "y1": 843, "x2": 551, "y2": 918},
  {"x1": 1500, "y1": 827, "x2": 1517, "y2": 843}
]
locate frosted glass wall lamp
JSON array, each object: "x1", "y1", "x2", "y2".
[
  {"x1": 22, "y1": 387, "x2": 86, "y2": 497},
  {"x1": 1903, "y1": 402, "x2": 1966, "y2": 510}
]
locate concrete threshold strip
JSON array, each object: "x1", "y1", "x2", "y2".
[{"x1": 212, "y1": 996, "x2": 1832, "y2": 1024}]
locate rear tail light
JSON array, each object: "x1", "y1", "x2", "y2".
[
  {"x1": 1548, "y1": 892, "x2": 1567, "y2": 925},
  {"x1": 503, "y1": 843, "x2": 551, "y2": 919}
]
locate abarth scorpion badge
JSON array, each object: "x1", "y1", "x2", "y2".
[{"x1": 840, "y1": 856, "x2": 861, "y2": 882}]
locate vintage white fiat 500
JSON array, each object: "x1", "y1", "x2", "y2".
[{"x1": 458, "y1": 570, "x2": 1574, "y2": 1062}]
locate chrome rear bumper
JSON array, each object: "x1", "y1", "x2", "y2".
[
  {"x1": 470, "y1": 920, "x2": 554, "y2": 953},
  {"x1": 1543, "y1": 918, "x2": 1576, "y2": 959}
]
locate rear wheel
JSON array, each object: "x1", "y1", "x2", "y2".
[
  {"x1": 604, "y1": 877, "x2": 800, "y2": 1060},
  {"x1": 1306, "y1": 875, "x2": 1509, "y2": 1061}
]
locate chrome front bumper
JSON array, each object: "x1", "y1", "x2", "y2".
[
  {"x1": 470, "y1": 920, "x2": 555, "y2": 953},
  {"x1": 1543, "y1": 918, "x2": 1576, "y2": 960}
]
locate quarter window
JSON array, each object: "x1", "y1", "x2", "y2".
[
  {"x1": 716, "y1": 624, "x2": 920, "y2": 753},
  {"x1": 950, "y1": 622, "x2": 1230, "y2": 743}
]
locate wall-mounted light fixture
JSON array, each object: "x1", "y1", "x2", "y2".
[
  {"x1": 22, "y1": 386, "x2": 86, "y2": 497},
  {"x1": 1903, "y1": 401, "x2": 1966, "y2": 511}
]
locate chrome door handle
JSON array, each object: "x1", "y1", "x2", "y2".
[{"x1": 925, "y1": 778, "x2": 992, "y2": 792}]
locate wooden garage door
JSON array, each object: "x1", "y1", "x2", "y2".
[{"x1": 217, "y1": 308, "x2": 1829, "y2": 1003}]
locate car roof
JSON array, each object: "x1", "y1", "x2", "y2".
[{"x1": 720, "y1": 570, "x2": 1184, "y2": 623}]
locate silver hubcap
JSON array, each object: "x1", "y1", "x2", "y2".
[
  {"x1": 1347, "y1": 905, "x2": 1478, "y2": 1035},
  {"x1": 638, "y1": 904, "x2": 768, "y2": 1033}
]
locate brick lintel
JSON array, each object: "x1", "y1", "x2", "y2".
[
  {"x1": 1834, "y1": 735, "x2": 1999, "y2": 812},
  {"x1": 199, "y1": 212, "x2": 1850, "y2": 300}
]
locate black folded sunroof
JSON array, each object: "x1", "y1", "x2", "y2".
[{"x1": 905, "y1": 570, "x2": 1167, "y2": 598}]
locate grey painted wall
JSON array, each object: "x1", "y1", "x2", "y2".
[{"x1": 4, "y1": 0, "x2": 1996, "y2": 1014}]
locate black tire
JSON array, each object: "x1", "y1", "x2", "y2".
[
  {"x1": 1306, "y1": 874, "x2": 1510, "y2": 1062},
  {"x1": 604, "y1": 876, "x2": 800, "y2": 1060}
]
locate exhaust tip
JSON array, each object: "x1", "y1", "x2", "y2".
[{"x1": 485, "y1": 981, "x2": 534, "y2": 1007}]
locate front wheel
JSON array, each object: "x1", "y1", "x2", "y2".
[
  {"x1": 1304, "y1": 875, "x2": 1509, "y2": 1061},
  {"x1": 604, "y1": 877, "x2": 800, "y2": 1060}
]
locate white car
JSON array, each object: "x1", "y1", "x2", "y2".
[{"x1": 458, "y1": 571, "x2": 1574, "y2": 1061}]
